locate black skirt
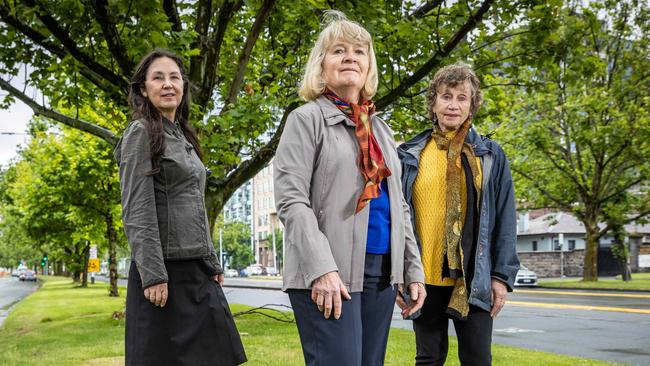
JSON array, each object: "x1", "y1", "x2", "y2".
[{"x1": 125, "y1": 260, "x2": 247, "y2": 365}]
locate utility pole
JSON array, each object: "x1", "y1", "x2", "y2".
[{"x1": 219, "y1": 227, "x2": 224, "y2": 269}]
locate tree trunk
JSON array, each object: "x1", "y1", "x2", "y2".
[
  {"x1": 583, "y1": 223, "x2": 599, "y2": 281},
  {"x1": 106, "y1": 212, "x2": 119, "y2": 297},
  {"x1": 619, "y1": 259, "x2": 632, "y2": 281},
  {"x1": 206, "y1": 189, "x2": 227, "y2": 236},
  {"x1": 609, "y1": 221, "x2": 632, "y2": 282},
  {"x1": 81, "y1": 241, "x2": 90, "y2": 288}
]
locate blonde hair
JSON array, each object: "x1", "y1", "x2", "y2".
[{"x1": 299, "y1": 10, "x2": 378, "y2": 101}]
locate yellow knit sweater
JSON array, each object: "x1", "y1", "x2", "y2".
[{"x1": 413, "y1": 137, "x2": 482, "y2": 286}]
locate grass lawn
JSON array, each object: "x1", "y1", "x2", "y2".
[
  {"x1": 539, "y1": 272, "x2": 650, "y2": 291},
  {"x1": 0, "y1": 276, "x2": 619, "y2": 366}
]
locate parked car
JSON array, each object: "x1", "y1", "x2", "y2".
[
  {"x1": 265, "y1": 267, "x2": 279, "y2": 276},
  {"x1": 514, "y1": 265, "x2": 538, "y2": 287},
  {"x1": 224, "y1": 269, "x2": 239, "y2": 278},
  {"x1": 246, "y1": 265, "x2": 264, "y2": 276},
  {"x1": 19, "y1": 270, "x2": 37, "y2": 282}
]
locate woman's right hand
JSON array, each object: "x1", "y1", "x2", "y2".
[
  {"x1": 311, "y1": 271, "x2": 351, "y2": 320},
  {"x1": 144, "y1": 282, "x2": 168, "y2": 307}
]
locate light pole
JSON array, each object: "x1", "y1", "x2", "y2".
[{"x1": 559, "y1": 233, "x2": 565, "y2": 278}]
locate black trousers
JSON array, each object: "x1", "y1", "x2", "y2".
[
  {"x1": 413, "y1": 285, "x2": 493, "y2": 366},
  {"x1": 288, "y1": 254, "x2": 397, "y2": 366}
]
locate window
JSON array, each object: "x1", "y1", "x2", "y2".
[
  {"x1": 554, "y1": 239, "x2": 561, "y2": 251},
  {"x1": 532, "y1": 241, "x2": 537, "y2": 251},
  {"x1": 568, "y1": 240, "x2": 576, "y2": 251}
]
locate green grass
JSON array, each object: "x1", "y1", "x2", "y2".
[
  {"x1": 540, "y1": 273, "x2": 650, "y2": 291},
  {"x1": 0, "y1": 277, "x2": 619, "y2": 366}
]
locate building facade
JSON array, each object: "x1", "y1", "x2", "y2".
[{"x1": 516, "y1": 210, "x2": 650, "y2": 277}]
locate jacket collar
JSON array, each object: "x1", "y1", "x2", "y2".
[
  {"x1": 315, "y1": 95, "x2": 384, "y2": 128},
  {"x1": 397, "y1": 125, "x2": 492, "y2": 167}
]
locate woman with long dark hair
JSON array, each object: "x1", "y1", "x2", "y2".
[{"x1": 115, "y1": 49, "x2": 246, "y2": 365}]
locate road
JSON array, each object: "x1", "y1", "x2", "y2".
[
  {"x1": 0, "y1": 276, "x2": 39, "y2": 327},
  {"x1": 91, "y1": 276, "x2": 650, "y2": 365},
  {"x1": 220, "y1": 279, "x2": 650, "y2": 366}
]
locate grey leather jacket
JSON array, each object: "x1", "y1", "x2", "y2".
[{"x1": 115, "y1": 118, "x2": 222, "y2": 288}]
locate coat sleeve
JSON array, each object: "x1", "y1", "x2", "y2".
[
  {"x1": 394, "y1": 147, "x2": 424, "y2": 286},
  {"x1": 117, "y1": 121, "x2": 168, "y2": 288},
  {"x1": 274, "y1": 109, "x2": 338, "y2": 287},
  {"x1": 401, "y1": 192, "x2": 425, "y2": 285},
  {"x1": 490, "y1": 145, "x2": 520, "y2": 291}
]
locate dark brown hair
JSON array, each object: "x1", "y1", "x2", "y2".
[
  {"x1": 426, "y1": 61, "x2": 483, "y2": 121},
  {"x1": 127, "y1": 49, "x2": 203, "y2": 174}
]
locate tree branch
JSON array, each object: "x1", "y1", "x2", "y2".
[
  {"x1": 189, "y1": 0, "x2": 212, "y2": 87},
  {"x1": 196, "y1": 0, "x2": 243, "y2": 108},
  {"x1": 470, "y1": 30, "x2": 531, "y2": 53},
  {"x1": 407, "y1": 0, "x2": 444, "y2": 20},
  {"x1": 375, "y1": 0, "x2": 495, "y2": 110},
  {"x1": 474, "y1": 51, "x2": 532, "y2": 71},
  {"x1": 510, "y1": 166, "x2": 572, "y2": 211},
  {"x1": 0, "y1": 4, "x2": 122, "y2": 100},
  {"x1": 163, "y1": 0, "x2": 183, "y2": 32},
  {"x1": 598, "y1": 209, "x2": 650, "y2": 239},
  {"x1": 0, "y1": 78, "x2": 117, "y2": 145},
  {"x1": 91, "y1": 0, "x2": 134, "y2": 77},
  {"x1": 24, "y1": 0, "x2": 128, "y2": 90},
  {"x1": 209, "y1": 101, "x2": 300, "y2": 193},
  {"x1": 223, "y1": 0, "x2": 277, "y2": 111}
]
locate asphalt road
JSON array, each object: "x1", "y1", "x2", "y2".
[
  {"x1": 220, "y1": 280, "x2": 650, "y2": 366},
  {"x1": 0, "y1": 276, "x2": 39, "y2": 327},
  {"x1": 91, "y1": 276, "x2": 650, "y2": 365}
]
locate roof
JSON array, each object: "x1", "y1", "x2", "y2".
[
  {"x1": 518, "y1": 211, "x2": 650, "y2": 237},
  {"x1": 518, "y1": 212, "x2": 586, "y2": 236}
]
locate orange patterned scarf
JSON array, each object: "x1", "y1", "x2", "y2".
[{"x1": 324, "y1": 90, "x2": 392, "y2": 214}]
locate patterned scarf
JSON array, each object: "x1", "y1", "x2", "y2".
[
  {"x1": 323, "y1": 90, "x2": 392, "y2": 214},
  {"x1": 430, "y1": 120, "x2": 480, "y2": 319}
]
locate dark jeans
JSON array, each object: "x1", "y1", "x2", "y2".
[
  {"x1": 413, "y1": 285, "x2": 493, "y2": 366},
  {"x1": 288, "y1": 254, "x2": 397, "y2": 366}
]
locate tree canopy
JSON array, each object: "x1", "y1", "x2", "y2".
[
  {"x1": 496, "y1": 0, "x2": 650, "y2": 280},
  {"x1": 0, "y1": 0, "x2": 554, "y2": 227}
]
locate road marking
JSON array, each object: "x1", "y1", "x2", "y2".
[
  {"x1": 494, "y1": 327, "x2": 544, "y2": 334},
  {"x1": 515, "y1": 289, "x2": 650, "y2": 299},
  {"x1": 508, "y1": 301, "x2": 650, "y2": 314}
]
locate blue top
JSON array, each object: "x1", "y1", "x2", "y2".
[{"x1": 366, "y1": 179, "x2": 391, "y2": 254}]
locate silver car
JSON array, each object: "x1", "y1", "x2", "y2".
[{"x1": 515, "y1": 265, "x2": 538, "y2": 287}]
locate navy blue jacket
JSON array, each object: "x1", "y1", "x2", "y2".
[{"x1": 398, "y1": 128, "x2": 519, "y2": 312}]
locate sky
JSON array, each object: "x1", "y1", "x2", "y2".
[{"x1": 0, "y1": 99, "x2": 32, "y2": 168}]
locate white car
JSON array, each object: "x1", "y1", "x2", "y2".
[
  {"x1": 224, "y1": 269, "x2": 239, "y2": 278},
  {"x1": 246, "y1": 265, "x2": 264, "y2": 276},
  {"x1": 514, "y1": 265, "x2": 538, "y2": 287}
]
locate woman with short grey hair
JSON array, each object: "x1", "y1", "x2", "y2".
[
  {"x1": 274, "y1": 10, "x2": 426, "y2": 366},
  {"x1": 398, "y1": 62, "x2": 519, "y2": 365}
]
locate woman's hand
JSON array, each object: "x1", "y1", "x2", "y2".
[
  {"x1": 213, "y1": 273, "x2": 225, "y2": 286},
  {"x1": 144, "y1": 282, "x2": 168, "y2": 307},
  {"x1": 490, "y1": 279, "x2": 508, "y2": 318},
  {"x1": 397, "y1": 282, "x2": 426, "y2": 318},
  {"x1": 311, "y1": 271, "x2": 351, "y2": 320}
]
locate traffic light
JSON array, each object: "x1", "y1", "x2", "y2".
[{"x1": 41, "y1": 253, "x2": 48, "y2": 267}]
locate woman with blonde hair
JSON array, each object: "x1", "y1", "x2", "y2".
[{"x1": 274, "y1": 11, "x2": 426, "y2": 366}]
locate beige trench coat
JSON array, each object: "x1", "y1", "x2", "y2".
[{"x1": 274, "y1": 96, "x2": 425, "y2": 292}]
